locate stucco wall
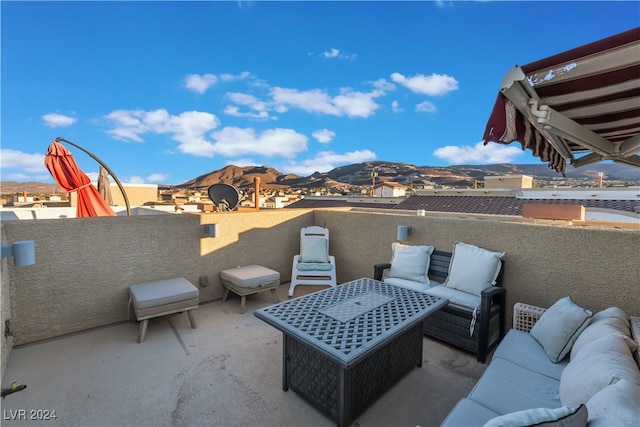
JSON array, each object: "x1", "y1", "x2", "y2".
[
  {"x1": 1, "y1": 252, "x2": 14, "y2": 384},
  {"x1": 69, "y1": 183, "x2": 159, "y2": 207},
  {"x1": 315, "y1": 209, "x2": 639, "y2": 325},
  {"x1": 2, "y1": 207, "x2": 639, "y2": 380},
  {"x1": 1, "y1": 210, "x2": 314, "y2": 347}
]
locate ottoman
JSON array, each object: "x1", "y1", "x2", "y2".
[
  {"x1": 129, "y1": 277, "x2": 199, "y2": 343},
  {"x1": 220, "y1": 265, "x2": 280, "y2": 313}
]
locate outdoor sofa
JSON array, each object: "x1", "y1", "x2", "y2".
[
  {"x1": 374, "y1": 242, "x2": 505, "y2": 363},
  {"x1": 441, "y1": 298, "x2": 640, "y2": 426}
]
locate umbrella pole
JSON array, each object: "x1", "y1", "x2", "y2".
[{"x1": 55, "y1": 137, "x2": 131, "y2": 216}]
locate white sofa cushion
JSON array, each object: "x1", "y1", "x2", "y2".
[
  {"x1": 560, "y1": 333, "x2": 640, "y2": 407},
  {"x1": 530, "y1": 296, "x2": 593, "y2": 363},
  {"x1": 483, "y1": 404, "x2": 587, "y2": 427},
  {"x1": 586, "y1": 378, "x2": 640, "y2": 427},
  {"x1": 468, "y1": 358, "x2": 561, "y2": 415},
  {"x1": 444, "y1": 242, "x2": 503, "y2": 296},
  {"x1": 387, "y1": 243, "x2": 434, "y2": 283},
  {"x1": 383, "y1": 277, "x2": 434, "y2": 293},
  {"x1": 570, "y1": 307, "x2": 630, "y2": 359},
  {"x1": 423, "y1": 284, "x2": 481, "y2": 310},
  {"x1": 300, "y1": 236, "x2": 328, "y2": 263},
  {"x1": 492, "y1": 330, "x2": 568, "y2": 381}
]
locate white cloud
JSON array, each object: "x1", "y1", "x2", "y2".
[
  {"x1": 210, "y1": 127, "x2": 308, "y2": 158},
  {"x1": 436, "y1": 1, "x2": 455, "y2": 8},
  {"x1": 220, "y1": 71, "x2": 251, "y2": 82},
  {"x1": 333, "y1": 89, "x2": 380, "y2": 118},
  {"x1": 416, "y1": 101, "x2": 437, "y2": 113},
  {"x1": 107, "y1": 173, "x2": 167, "y2": 184},
  {"x1": 371, "y1": 78, "x2": 396, "y2": 93},
  {"x1": 271, "y1": 87, "x2": 340, "y2": 115},
  {"x1": 147, "y1": 173, "x2": 168, "y2": 183},
  {"x1": 391, "y1": 100, "x2": 403, "y2": 113},
  {"x1": 224, "y1": 92, "x2": 273, "y2": 119},
  {"x1": 105, "y1": 109, "x2": 221, "y2": 156},
  {"x1": 105, "y1": 108, "x2": 312, "y2": 160},
  {"x1": 127, "y1": 175, "x2": 146, "y2": 184},
  {"x1": 0, "y1": 149, "x2": 46, "y2": 173},
  {"x1": 391, "y1": 72, "x2": 458, "y2": 96},
  {"x1": 323, "y1": 48, "x2": 340, "y2": 58},
  {"x1": 312, "y1": 129, "x2": 335, "y2": 143},
  {"x1": 433, "y1": 141, "x2": 524, "y2": 164},
  {"x1": 271, "y1": 87, "x2": 381, "y2": 118},
  {"x1": 43, "y1": 113, "x2": 77, "y2": 128},
  {"x1": 224, "y1": 105, "x2": 271, "y2": 119},
  {"x1": 184, "y1": 73, "x2": 218, "y2": 94},
  {"x1": 225, "y1": 158, "x2": 256, "y2": 167},
  {"x1": 321, "y1": 48, "x2": 356, "y2": 60},
  {"x1": 283, "y1": 149, "x2": 376, "y2": 176}
]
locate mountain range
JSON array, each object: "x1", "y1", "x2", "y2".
[
  {"x1": 177, "y1": 161, "x2": 639, "y2": 191},
  {"x1": 2, "y1": 162, "x2": 638, "y2": 195}
]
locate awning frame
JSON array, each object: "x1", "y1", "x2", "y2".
[
  {"x1": 484, "y1": 27, "x2": 640, "y2": 174},
  {"x1": 499, "y1": 65, "x2": 640, "y2": 168}
]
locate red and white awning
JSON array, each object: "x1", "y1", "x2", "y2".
[{"x1": 483, "y1": 27, "x2": 640, "y2": 175}]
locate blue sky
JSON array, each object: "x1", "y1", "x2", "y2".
[{"x1": 2, "y1": 1, "x2": 638, "y2": 185}]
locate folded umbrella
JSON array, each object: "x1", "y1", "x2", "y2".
[{"x1": 44, "y1": 141, "x2": 116, "y2": 217}]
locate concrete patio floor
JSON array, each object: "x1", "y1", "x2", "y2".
[{"x1": 1, "y1": 284, "x2": 488, "y2": 427}]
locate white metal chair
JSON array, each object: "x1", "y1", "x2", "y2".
[{"x1": 288, "y1": 226, "x2": 337, "y2": 296}]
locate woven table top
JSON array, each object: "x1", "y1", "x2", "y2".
[{"x1": 254, "y1": 278, "x2": 447, "y2": 367}]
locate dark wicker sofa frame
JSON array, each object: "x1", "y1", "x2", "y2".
[{"x1": 373, "y1": 250, "x2": 505, "y2": 363}]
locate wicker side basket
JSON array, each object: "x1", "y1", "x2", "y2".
[{"x1": 513, "y1": 303, "x2": 547, "y2": 333}]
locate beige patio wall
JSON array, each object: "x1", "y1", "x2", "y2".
[
  {"x1": 316, "y1": 209, "x2": 639, "y2": 321},
  {"x1": 2, "y1": 207, "x2": 639, "y2": 381}
]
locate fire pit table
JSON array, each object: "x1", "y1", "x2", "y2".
[{"x1": 254, "y1": 277, "x2": 447, "y2": 426}]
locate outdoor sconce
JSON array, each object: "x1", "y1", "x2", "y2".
[
  {"x1": 396, "y1": 225, "x2": 411, "y2": 242},
  {"x1": 204, "y1": 224, "x2": 219, "y2": 238},
  {"x1": 1, "y1": 240, "x2": 36, "y2": 267}
]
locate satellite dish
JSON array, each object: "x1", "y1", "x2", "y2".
[{"x1": 207, "y1": 183, "x2": 240, "y2": 211}]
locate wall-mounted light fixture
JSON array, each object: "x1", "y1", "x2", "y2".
[
  {"x1": 204, "y1": 224, "x2": 219, "y2": 238},
  {"x1": 1, "y1": 240, "x2": 36, "y2": 267},
  {"x1": 396, "y1": 225, "x2": 411, "y2": 242}
]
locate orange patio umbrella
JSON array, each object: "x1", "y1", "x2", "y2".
[{"x1": 44, "y1": 141, "x2": 116, "y2": 217}]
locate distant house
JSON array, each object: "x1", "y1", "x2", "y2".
[{"x1": 374, "y1": 182, "x2": 407, "y2": 197}]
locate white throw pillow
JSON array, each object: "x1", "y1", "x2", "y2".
[
  {"x1": 444, "y1": 242, "x2": 504, "y2": 296},
  {"x1": 483, "y1": 404, "x2": 588, "y2": 427},
  {"x1": 300, "y1": 236, "x2": 328, "y2": 263},
  {"x1": 530, "y1": 296, "x2": 593, "y2": 363},
  {"x1": 560, "y1": 333, "x2": 640, "y2": 407},
  {"x1": 388, "y1": 243, "x2": 434, "y2": 283},
  {"x1": 586, "y1": 378, "x2": 640, "y2": 427},
  {"x1": 570, "y1": 307, "x2": 630, "y2": 360}
]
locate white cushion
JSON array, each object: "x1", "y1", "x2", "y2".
[
  {"x1": 570, "y1": 307, "x2": 630, "y2": 359},
  {"x1": 300, "y1": 236, "x2": 328, "y2": 263},
  {"x1": 444, "y1": 242, "x2": 503, "y2": 296},
  {"x1": 423, "y1": 284, "x2": 481, "y2": 310},
  {"x1": 220, "y1": 265, "x2": 280, "y2": 288},
  {"x1": 586, "y1": 378, "x2": 640, "y2": 427},
  {"x1": 383, "y1": 277, "x2": 434, "y2": 293},
  {"x1": 530, "y1": 296, "x2": 593, "y2": 363},
  {"x1": 129, "y1": 277, "x2": 199, "y2": 309},
  {"x1": 387, "y1": 243, "x2": 434, "y2": 283},
  {"x1": 560, "y1": 333, "x2": 640, "y2": 407},
  {"x1": 483, "y1": 404, "x2": 587, "y2": 427}
]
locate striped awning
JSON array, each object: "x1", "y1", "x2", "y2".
[{"x1": 483, "y1": 27, "x2": 640, "y2": 175}]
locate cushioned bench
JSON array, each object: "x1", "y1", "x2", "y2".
[
  {"x1": 374, "y1": 242, "x2": 505, "y2": 363},
  {"x1": 220, "y1": 265, "x2": 280, "y2": 313},
  {"x1": 128, "y1": 277, "x2": 199, "y2": 342}
]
